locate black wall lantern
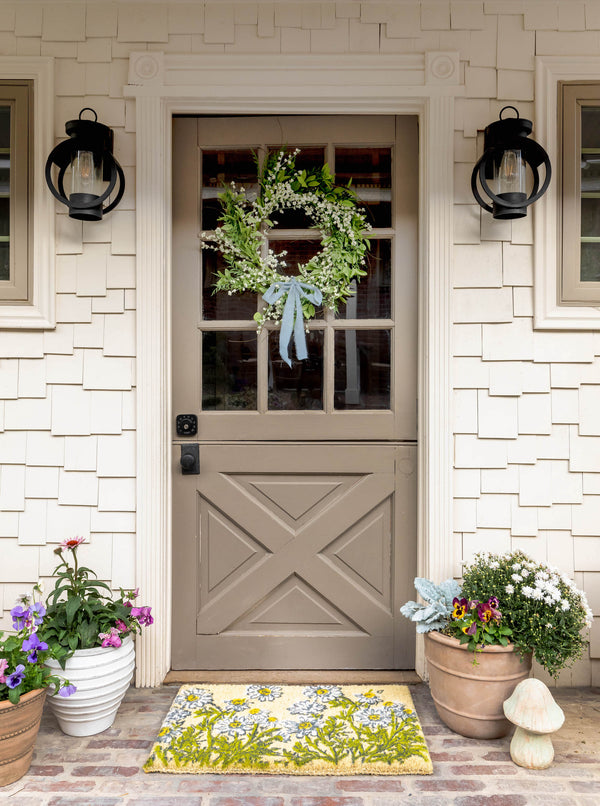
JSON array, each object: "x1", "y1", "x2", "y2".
[
  {"x1": 45, "y1": 108, "x2": 125, "y2": 221},
  {"x1": 471, "y1": 106, "x2": 551, "y2": 220}
]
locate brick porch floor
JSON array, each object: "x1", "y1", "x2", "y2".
[{"x1": 2, "y1": 684, "x2": 599, "y2": 806}]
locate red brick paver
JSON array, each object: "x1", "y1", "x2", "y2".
[{"x1": 0, "y1": 685, "x2": 598, "y2": 806}]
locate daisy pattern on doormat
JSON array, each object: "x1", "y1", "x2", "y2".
[{"x1": 144, "y1": 683, "x2": 433, "y2": 775}]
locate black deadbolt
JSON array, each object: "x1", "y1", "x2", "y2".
[{"x1": 176, "y1": 413, "x2": 198, "y2": 437}]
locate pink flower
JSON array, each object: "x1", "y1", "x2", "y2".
[
  {"x1": 129, "y1": 606, "x2": 153, "y2": 626},
  {"x1": 98, "y1": 627, "x2": 122, "y2": 648},
  {"x1": 0, "y1": 658, "x2": 8, "y2": 684},
  {"x1": 115, "y1": 619, "x2": 129, "y2": 634},
  {"x1": 60, "y1": 536, "x2": 86, "y2": 550}
]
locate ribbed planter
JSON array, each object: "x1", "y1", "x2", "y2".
[
  {"x1": 425, "y1": 631, "x2": 532, "y2": 739},
  {"x1": 44, "y1": 636, "x2": 135, "y2": 737},
  {"x1": 0, "y1": 688, "x2": 46, "y2": 786}
]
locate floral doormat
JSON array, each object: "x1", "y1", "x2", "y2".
[{"x1": 144, "y1": 683, "x2": 433, "y2": 776}]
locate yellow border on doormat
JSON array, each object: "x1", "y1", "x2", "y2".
[{"x1": 144, "y1": 683, "x2": 433, "y2": 775}]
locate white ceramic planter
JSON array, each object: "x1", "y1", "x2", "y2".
[{"x1": 44, "y1": 636, "x2": 135, "y2": 737}]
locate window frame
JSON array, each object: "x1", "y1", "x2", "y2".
[
  {"x1": 535, "y1": 56, "x2": 600, "y2": 329},
  {"x1": 0, "y1": 80, "x2": 32, "y2": 303},
  {"x1": 560, "y1": 82, "x2": 600, "y2": 305},
  {"x1": 0, "y1": 57, "x2": 54, "y2": 329}
]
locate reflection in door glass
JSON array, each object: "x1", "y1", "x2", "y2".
[
  {"x1": 268, "y1": 330, "x2": 323, "y2": 410},
  {"x1": 266, "y1": 146, "x2": 325, "y2": 229},
  {"x1": 335, "y1": 147, "x2": 392, "y2": 228},
  {"x1": 268, "y1": 239, "x2": 324, "y2": 319},
  {"x1": 336, "y1": 239, "x2": 391, "y2": 319},
  {"x1": 202, "y1": 331, "x2": 257, "y2": 410},
  {"x1": 334, "y1": 329, "x2": 391, "y2": 410},
  {"x1": 201, "y1": 149, "x2": 258, "y2": 231},
  {"x1": 202, "y1": 249, "x2": 257, "y2": 320}
]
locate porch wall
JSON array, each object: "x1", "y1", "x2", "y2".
[{"x1": 0, "y1": 0, "x2": 598, "y2": 686}]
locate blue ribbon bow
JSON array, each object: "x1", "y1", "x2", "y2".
[{"x1": 262, "y1": 278, "x2": 323, "y2": 368}]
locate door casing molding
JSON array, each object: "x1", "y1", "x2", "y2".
[{"x1": 124, "y1": 52, "x2": 461, "y2": 685}]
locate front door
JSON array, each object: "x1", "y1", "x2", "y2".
[{"x1": 172, "y1": 116, "x2": 418, "y2": 670}]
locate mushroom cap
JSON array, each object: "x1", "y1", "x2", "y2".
[{"x1": 503, "y1": 678, "x2": 565, "y2": 734}]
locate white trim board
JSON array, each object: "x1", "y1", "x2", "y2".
[{"x1": 124, "y1": 52, "x2": 460, "y2": 686}]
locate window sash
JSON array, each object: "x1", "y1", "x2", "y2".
[
  {"x1": 560, "y1": 82, "x2": 600, "y2": 305},
  {"x1": 0, "y1": 81, "x2": 30, "y2": 303}
]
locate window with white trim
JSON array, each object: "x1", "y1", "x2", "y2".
[
  {"x1": 0, "y1": 80, "x2": 32, "y2": 305},
  {"x1": 560, "y1": 82, "x2": 600, "y2": 305}
]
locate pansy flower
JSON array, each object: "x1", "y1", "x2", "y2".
[
  {"x1": 6, "y1": 664, "x2": 25, "y2": 689},
  {"x1": 22, "y1": 633, "x2": 48, "y2": 663},
  {"x1": 452, "y1": 597, "x2": 468, "y2": 619},
  {"x1": 11, "y1": 604, "x2": 31, "y2": 631}
]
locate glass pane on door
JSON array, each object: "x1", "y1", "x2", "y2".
[
  {"x1": 202, "y1": 331, "x2": 257, "y2": 411},
  {"x1": 202, "y1": 249, "x2": 257, "y2": 320},
  {"x1": 202, "y1": 149, "x2": 258, "y2": 231},
  {"x1": 335, "y1": 146, "x2": 392, "y2": 228},
  {"x1": 334, "y1": 329, "x2": 391, "y2": 410},
  {"x1": 336, "y1": 239, "x2": 391, "y2": 319},
  {"x1": 268, "y1": 330, "x2": 324, "y2": 410}
]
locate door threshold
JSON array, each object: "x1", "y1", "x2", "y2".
[{"x1": 164, "y1": 670, "x2": 422, "y2": 685}]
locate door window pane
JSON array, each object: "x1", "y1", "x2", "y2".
[
  {"x1": 266, "y1": 146, "x2": 325, "y2": 229},
  {"x1": 268, "y1": 330, "x2": 323, "y2": 410},
  {"x1": 334, "y1": 329, "x2": 391, "y2": 410},
  {"x1": 0, "y1": 106, "x2": 9, "y2": 150},
  {"x1": 202, "y1": 149, "x2": 258, "y2": 231},
  {"x1": 268, "y1": 239, "x2": 324, "y2": 318},
  {"x1": 335, "y1": 147, "x2": 392, "y2": 228},
  {"x1": 202, "y1": 249, "x2": 257, "y2": 320},
  {"x1": 202, "y1": 331, "x2": 257, "y2": 410},
  {"x1": 581, "y1": 107, "x2": 600, "y2": 149},
  {"x1": 336, "y1": 239, "x2": 391, "y2": 319}
]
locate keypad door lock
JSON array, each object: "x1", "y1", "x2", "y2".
[
  {"x1": 180, "y1": 443, "x2": 200, "y2": 475},
  {"x1": 176, "y1": 413, "x2": 198, "y2": 437}
]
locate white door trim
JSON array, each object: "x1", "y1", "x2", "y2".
[{"x1": 125, "y1": 52, "x2": 461, "y2": 686}]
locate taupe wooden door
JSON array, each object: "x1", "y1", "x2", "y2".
[{"x1": 172, "y1": 116, "x2": 418, "y2": 670}]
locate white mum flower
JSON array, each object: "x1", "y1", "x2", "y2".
[
  {"x1": 560, "y1": 599, "x2": 570, "y2": 611},
  {"x1": 522, "y1": 586, "x2": 534, "y2": 598},
  {"x1": 505, "y1": 584, "x2": 515, "y2": 595}
]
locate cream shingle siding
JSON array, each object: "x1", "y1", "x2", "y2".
[{"x1": 0, "y1": 0, "x2": 598, "y2": 685}]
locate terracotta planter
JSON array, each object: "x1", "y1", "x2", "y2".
[
  {"x1": 0, "y1": 688, "x2": 46, "y2": 787},
  {"x1": 425, "y1": 631, "x2": 532, "y2": 739},
  {"x1": 44, "y1": 636, "x2": 135, "y2": 737}
]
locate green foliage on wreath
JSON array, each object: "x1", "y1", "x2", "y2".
[{"x1": 201, "y1": 149, "x2": 371, "y2": 328}]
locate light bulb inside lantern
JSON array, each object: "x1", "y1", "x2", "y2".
[
  {"x1": 70, "y1": 150, "x2": 102, "y2": 197},
  {"x1": 494, "y1": 149, "x2": 525, "y2": 196}
]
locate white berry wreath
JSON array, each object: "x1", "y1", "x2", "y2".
[{"x1": 201, "y1": 149, "x2": 371, "y2": 365}]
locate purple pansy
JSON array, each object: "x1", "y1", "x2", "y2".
[
  {"x1": 59, "y1": 684, "x2": 77, "y2": 697},
  {"x1": 31, "y1": 601, "x2": 46, "y2": 626},
  {"x1": 11, "y1": 605, "x2": 31, "y2": 630},
  {"x1": 22, "y1": 633, "x2": 49, "y2": 663},
  {"x1": 6, "y1": 664, "x2": 25, "y2": 689}
]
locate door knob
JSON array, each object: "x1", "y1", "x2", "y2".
[{"x1": 180, "y1": 443, "x2": 200, "y2": 474}]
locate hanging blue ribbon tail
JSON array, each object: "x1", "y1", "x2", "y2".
[{"x1": 262, "y1": 278, "x2": 323, "y2": 368}]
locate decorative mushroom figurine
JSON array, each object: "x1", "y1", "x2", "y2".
[{"x1": 503, "y1": 678, "x2": 565, "y2": 769}]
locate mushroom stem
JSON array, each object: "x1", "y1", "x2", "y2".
[{"x1": 509, "y1": 725, "x2": 555, "y2": 770}]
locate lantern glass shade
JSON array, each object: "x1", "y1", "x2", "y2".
[
  {"x1": 70, "y1": 150, "x2": 102, "y2": 197},
  {"x1": 494, "y1": 149, "x2": 526, "y2": 196}
]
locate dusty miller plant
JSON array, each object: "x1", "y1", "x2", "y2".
[{"x1": 400, "y1": 578, "x2": 461, "y2": 633}]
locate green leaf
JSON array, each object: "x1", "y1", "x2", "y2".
[{"x1": 65, "y1": 595, "x2": 82, "y2": 625}]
